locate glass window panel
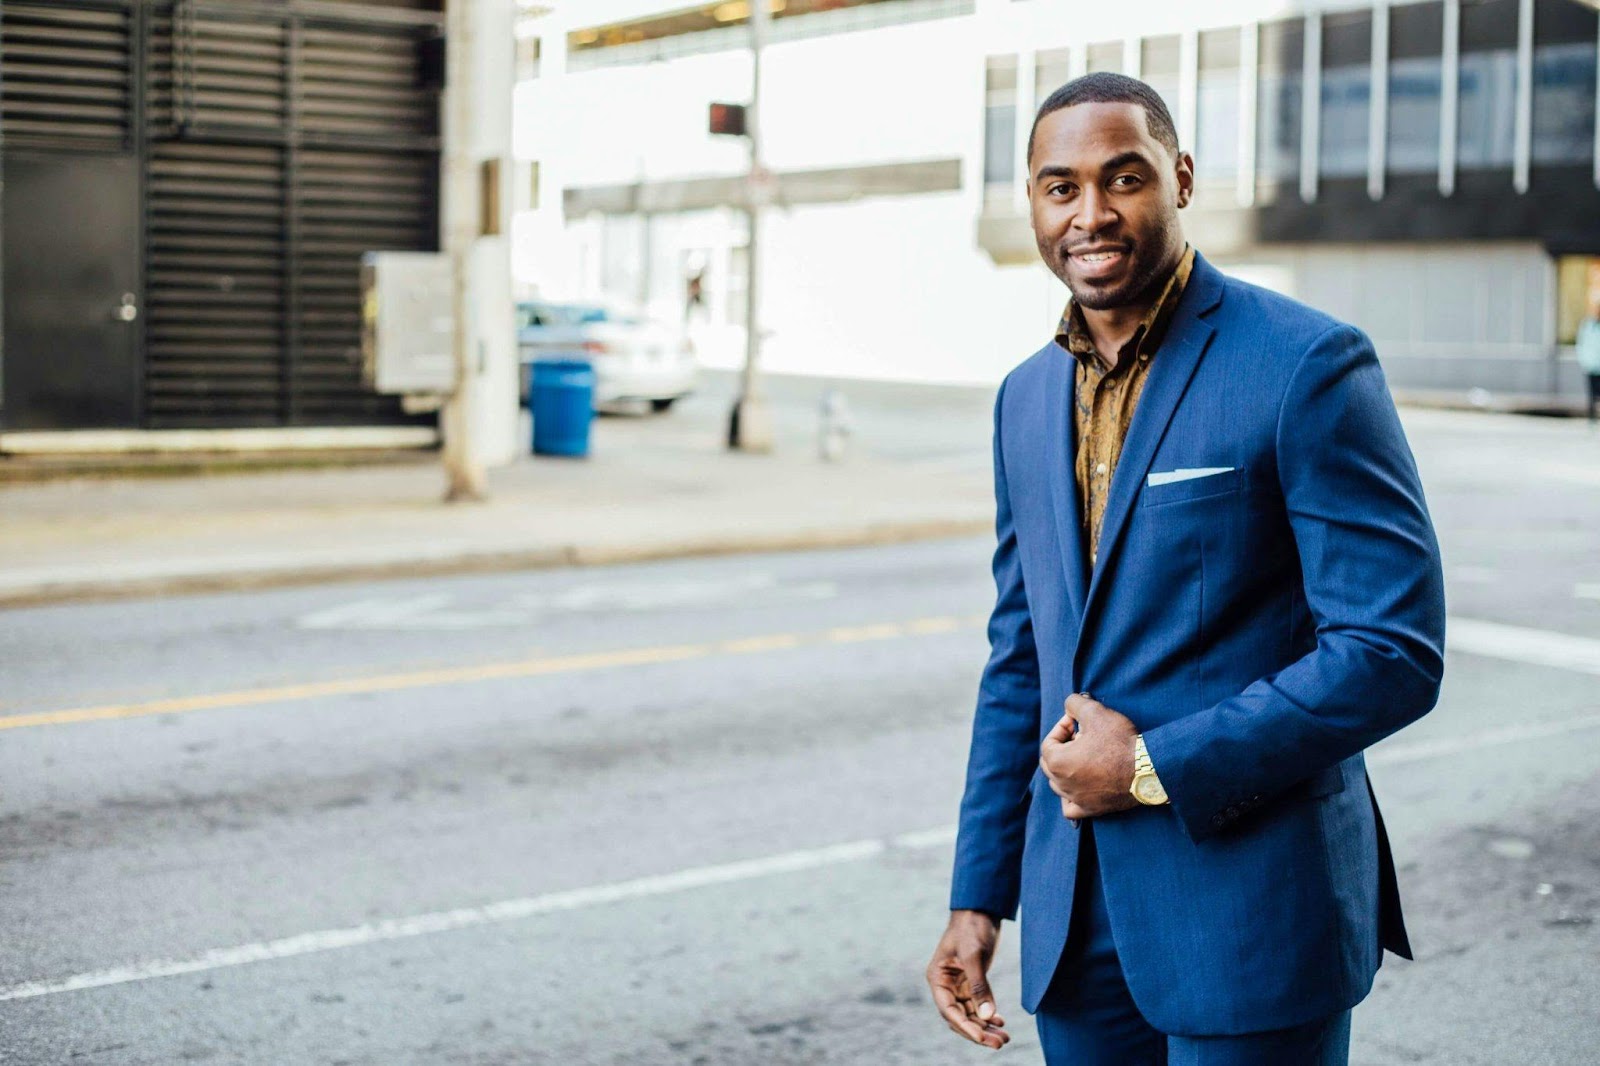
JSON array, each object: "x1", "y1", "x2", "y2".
[
  {"x1": 1556, "y1": 256, "x2": 1600, "y2": 345},
  {"x1": 1197, "y1": 28, "x2": 1241, "y2": 182},
  {"x1": 1532, "y1": 0, "x2": 1598, "y2": 166},
  {"x1": 985, "y1": 56, "x2": 1018, "y2": 187},
  {"x1": 1457, "y1": 0, "x2": 1518, "y2": 172},
  {"x1": 1141, "y1": 34, "x2": 1181, "y2": 124},
  {"x1": 985, "y1": 104, "x2": 1017, "y2": 184},
  {"x1": 1320, "y1": 10, "x2": 1372, "y2": 179},
  {"x1": 1036, "y1": 47, "x2": 1073, "y2": 108},
  {"x1": 1256, "y1": 19, "x2": 1304, "y2": 195},
  {"x1": 1457, "y1": 54, "x2": 1517, "y2": 169},
  {"x1": 1087, "y1": 41, "x2": 1122, "y2": 74},
  {"x1": 1533, "y1": 42, "x2": 1597, "y2": 165},
  {"x1": 1388, "y1": 2, "x2": 1444, "y2": 176}
]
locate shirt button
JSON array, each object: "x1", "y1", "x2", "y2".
[{"x1": 1095, "y1": 463, "x2": 1108, "y2": 475}]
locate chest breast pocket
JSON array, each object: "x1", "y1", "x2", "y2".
[{"x1": 1139, "y1": 465, "x2": 1244, "y2": 508}]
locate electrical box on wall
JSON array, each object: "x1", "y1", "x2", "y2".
[{"x1": 360, "y1": 252, "x2": 455, "y2": 395}]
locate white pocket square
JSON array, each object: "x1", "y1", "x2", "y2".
[{"x1": 1147, "y1": 467, "x2": 1235, "y2": 488}]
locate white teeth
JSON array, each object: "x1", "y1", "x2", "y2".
[{"x1": 1078, "y1": 251, "x2": 1120, "y2": 262}]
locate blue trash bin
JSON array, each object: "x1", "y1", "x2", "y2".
[{"x1": 530, "y1": 358, "x2": 595, "y2": 457}]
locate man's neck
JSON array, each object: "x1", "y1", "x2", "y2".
[
  {"x1": 1078, "y1": 248, "x2": 1184, "y2": 368},
  {"x1": 1079, "y1": 305, "x2": 1148, "y2": 369}
]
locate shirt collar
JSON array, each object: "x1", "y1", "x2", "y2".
[{"x1": 1055, "y1": 244, "x2": 1195, "y2": 370}]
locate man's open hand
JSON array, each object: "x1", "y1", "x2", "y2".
[
  {"x1": 926, "y1": 910, "x2": 1010, "y2": 1049},
  {"x1": 1039, "y1": 693, "x2": 1140, "y2": 820}
]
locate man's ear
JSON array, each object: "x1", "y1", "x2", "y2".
[{"x1": 1174, "y1": 151, "x2": 1196, "y2": 209}]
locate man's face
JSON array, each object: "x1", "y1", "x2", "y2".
[{"x1": 1027, "y1": 102, "x2": 1194, "y2": 310}]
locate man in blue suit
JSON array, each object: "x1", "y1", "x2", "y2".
[{"x1": 926, "y1": 73, "x2": 1445, "y2": 1065}]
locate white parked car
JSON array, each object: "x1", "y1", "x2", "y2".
[{"x1": 517, "y1": 301, "x2": 696, "y2": 412}]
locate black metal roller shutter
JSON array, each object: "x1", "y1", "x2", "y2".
[
  {"x1": 0, "y1": 3, "x2": 134, "y2": 152},
  {"x1": 141, "y1": 0, "x2": 442, "y2": 429},
  {"x1": 143, "y1": 140, "x2": 288, "y2": 426}
]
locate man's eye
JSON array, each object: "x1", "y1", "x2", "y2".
[
  {"x1": 1112, "y1": 174, "x2": 1142, "y2": 187},
  {"x1": 1049, "y1": 184, "x2": 1074, "y2": 196}
]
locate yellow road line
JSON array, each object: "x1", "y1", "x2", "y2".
[{"x1": 0, "y1": 614, "x2": 984, "y2": 733}]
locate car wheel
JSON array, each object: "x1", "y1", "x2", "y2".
[{"x1": 650, "y1": 398, "x2": 677, "y2": 413}]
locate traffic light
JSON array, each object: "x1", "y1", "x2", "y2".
[{"x1": 708, "y1": 102, "x2": 748, "y2": 137}]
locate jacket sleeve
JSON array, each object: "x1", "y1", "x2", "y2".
[
  {"x1": 1141, "y1": 324, "x2": 1447, "y2": 843},
  {"x1": 949, "y1": 375, "x2": 1043, "y2": 917}
]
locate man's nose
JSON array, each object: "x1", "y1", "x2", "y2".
[{"x1": 1074, "y1": 186, "x2": 1117, "y2": 235}]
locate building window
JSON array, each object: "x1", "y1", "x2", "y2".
[
  {"x1": 1036, "y1": 47, "x2": 1073, "y2": 108},
  {"x1": 1141, "y1": 34, "x2": 1181, "y2": 126},
  {"x1": 1557, "y1": 256, "x2": 1600, "y2": 345},
  {"x1": 1458, "y1": 0, "x2": 1519, "y2": 172},
  {"x1": 515, "y1": 34, "x2": 541, "y2": 80},
  {"x1": 985, "y1": 55, "x2": 1018, "y2": 190},
  {"x1": 1196, "y1": 28, "x2": 1241, "y2": 185},
  {"x1": 1256, "y1": 19, "x2": 1304, "y2": 198},
  {"x1": 1320, "y1": 10, "x2": 1372, "y2": 180},
  {"x1": 1532, "y1": 0, "x2": 1598, "y2": 167},
  {"x1": 1388, "y1": 2, "x2": 1444, "y2": 177},
  {"x1": 1086, "y1": 41, "x2": 1122, "y2": 75}
]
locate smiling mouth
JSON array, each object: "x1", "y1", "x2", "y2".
[{"x1": 1069, "y1": 247, "x2": 1127, "y2": 263}]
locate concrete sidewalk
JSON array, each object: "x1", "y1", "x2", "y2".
[{"x1": 0, "y1": 374, "x2": 998, "y2": 608}]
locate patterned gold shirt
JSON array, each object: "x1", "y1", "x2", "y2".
[{"x1": 1057, "y1": 245, "x2": 1195, "y2": 568}]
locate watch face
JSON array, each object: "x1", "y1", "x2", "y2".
[{"x1": 1134, "y1": 774, "x2": 1167, "y2": 805}]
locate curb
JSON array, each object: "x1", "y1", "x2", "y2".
[{"x1": 0, "y1": 518, "x2": 992, "y2": 610}]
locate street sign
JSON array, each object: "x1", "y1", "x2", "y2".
[{"x1": 709, "y1": 101, "x2": 748, "y2": 137}]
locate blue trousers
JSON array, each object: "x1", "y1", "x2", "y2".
[{"x1": 1035, "y1": 826, "x2": 1352, "y2": 1066}]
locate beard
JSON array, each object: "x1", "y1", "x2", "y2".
[{"x1": 1042, "y1": 215, "x2": 1182, "y2": 311}]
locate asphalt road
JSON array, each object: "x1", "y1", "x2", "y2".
[{"x1": 1, "y1": 407, "x2": 1598, "y2": 1065}]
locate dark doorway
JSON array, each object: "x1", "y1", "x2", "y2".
[{"x1": 2, "y1": 152, "x2": 142, "y2": 430}]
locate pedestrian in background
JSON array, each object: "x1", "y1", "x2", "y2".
[
  {"x1": 1578, "y1": 290, "x2": 1600, "y2": 424},
  {"x1": 926, "y1": 72, "x2": 1446, "y2": 1065}
]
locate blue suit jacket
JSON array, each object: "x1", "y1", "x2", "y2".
[{"x1": 950, "y1": 252, "x2": 1446, "y2": 1036}]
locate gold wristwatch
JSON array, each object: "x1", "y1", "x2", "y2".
[{"x1": 1131, "y1": 734, "x2": 1169, "y2": 806}]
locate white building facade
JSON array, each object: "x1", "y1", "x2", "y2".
[{"x1": 513, "y1": 0, "x2": 1600, "y2": 400}]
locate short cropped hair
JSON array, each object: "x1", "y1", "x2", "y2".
[{"x1": 1026, "y1": 72, "x2": 1180, "y2": 166}]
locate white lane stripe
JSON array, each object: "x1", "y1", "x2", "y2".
[
  {"x1": 1448, "y1": 616, "x2": 1600, "y2": 675},
  {"x1": 1372, "y1": 711, "x2": 1600, "y2": 766},
  {"x1": 892, "y1": 825, "x2": 958, "y2": 849},
  {"x1": 9, "y1": 618, "x2": 1594, "y2": 1005},
  {"x1": 0, "y1": 834, "x2": 941, "y2": 1003}
]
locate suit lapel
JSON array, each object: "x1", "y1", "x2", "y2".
[
  {"x1": 1078, "y1": 255, "x2": 1225, "y2": 630},
  {"x1": 1043, "y1": 342, "x2": 1089, "y2": 623}
]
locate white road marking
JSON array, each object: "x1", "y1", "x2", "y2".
[
  {"x1": 1447, "y1": 566, "x2": 1500, "y2": 585},
  {"x1": 296, "y1": 575, "x2": 839, "y2": 630},
  {"x1": 1576, "y1": 584, "x2": 1600, "y2": 602},
  {"x1": 10, "y1": 616, "x2": 1596, "y2": 1003},
  {"x1": 1447, "y1": 617, "x2": 1600, "y2": 675},
  {"x1": 1533, "y1": 460, "x2": 1600, "y2": 488},
  {"x1": 1371, "y1": 711, "x2": 1600, "y2": 766},
  {"x1": 0, "y1": 832, "x2": 943, "y2": 1003}
]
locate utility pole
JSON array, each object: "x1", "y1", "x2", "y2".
[
  {"x1": 440, "y1": 0, "x2": 489, "y2": 501},
  {"x1": 727, "y1": 0, "x2": 774, "y2": 452}
]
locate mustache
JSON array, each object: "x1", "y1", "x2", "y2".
[{"x1": 1061, "y1": 240, "x2": 1133, "y2": 256}]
